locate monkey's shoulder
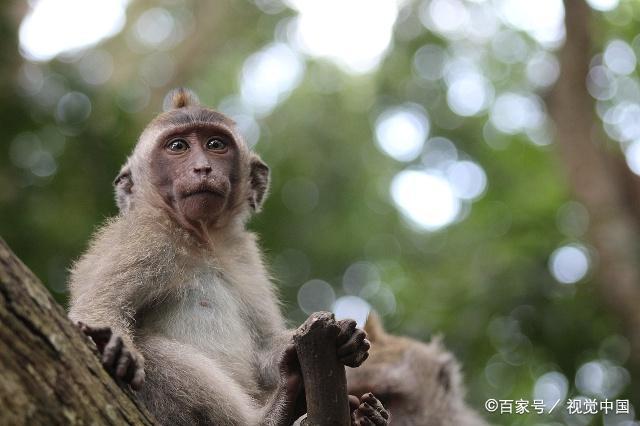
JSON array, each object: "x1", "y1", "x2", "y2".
[{"x1": 70, "y1": 214, "x2": 178, "y2": 285}]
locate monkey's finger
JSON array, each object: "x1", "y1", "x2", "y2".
[
  {"x1": 86, "y1": 326, "x2": 113, "y2": 346},
  {"x1": 130, "y1": 367, "x2": 145, "y2": 390},
  {"x1": 348, "y1": 395, "x2": 361, "y2": 412},
  {"x1": 116, "y1": 348, "x2": 132, "y2": 379},
  {"x1": 341, "y1": 350, "x2": 369, "y2": 368},
  {"x1": 337, "y1": 330, "x2": 368, "y2": 358},
  {"x1": 361, "y1": 393, "x2": 389, "y2": 420},
  {"x1": 336, "y1": 319, "x2": 357, "y2": 346},
  {"x1": 102, "y1": 335, "x2": 123, "y2": 369},
  {"x1": 354, "y1": 414, "x2": 375, "y2": 426},
  {"x1": 123, "y1": 355, "x2": 138, "y2": 384},
  {"x1": 356, "y1": 403, "x2": 387, "y2": 426}
]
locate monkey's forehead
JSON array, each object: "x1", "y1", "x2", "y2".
[{"x1": 150, "y1": 107, "x2": 237, "y2": 129}]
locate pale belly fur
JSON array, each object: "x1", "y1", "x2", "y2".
[{"x1": 140, "y1": 269, "x2": 257, "y2": 390}]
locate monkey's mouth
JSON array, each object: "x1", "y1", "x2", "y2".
[{"x1": 183, "y1": 184, "x2": 228, "y2": 198}]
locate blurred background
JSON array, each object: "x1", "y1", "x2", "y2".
[{"x1": 1, "y1": 0, "x2": 640, "y2": 424}]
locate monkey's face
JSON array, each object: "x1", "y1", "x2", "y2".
[{"x1": 149, "y1": 125, "x2": 240, "y2": 225}]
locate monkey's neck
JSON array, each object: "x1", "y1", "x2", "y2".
[{"x1": 149, "y1": 204, "x2": 244, "y2": 252}]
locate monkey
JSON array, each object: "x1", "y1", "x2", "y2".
[
  {"x1": 346, "y1": 313, "x2": 488, "y2": 426},
  {"x1": 68, "y1": 88, "x2": 388, "y2": 425}
]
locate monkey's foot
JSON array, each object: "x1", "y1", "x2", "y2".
[
  {"x1": 349, "y1": 393, "x2": 390, "y2": 426},
  {"x1": 336, "y1": 319, "x2": 370, "y2": 367},
  {"x1": 76, "y1": 322, "x2": 145, "y2": 390}
]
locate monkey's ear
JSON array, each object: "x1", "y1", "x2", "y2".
[
  {"x1": 248, "y1": 155, "x2": 270, "y2": 212},
  {"x1": 364, "y1": 311, "x2": 387, "y2": 343},
  {"x1": 162, "y1": 87, "x2": 200, "y2": 111},
  {"x1": 114, "y1": 167, "x2": 134, "y2": 213}
]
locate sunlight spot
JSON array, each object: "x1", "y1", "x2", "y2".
[
  {"x1": 287, "y1": 0, "x2": 398, "y2": 74},
  {"x1": 375, "y1": 105, "x2": 429, "y2": 162},
  {"x1": 534, "y1": 372, "x2": 568, "y2": 411},
  {"x1": 390, "y1": 170, "x2": 460, "y2": 231},
  {"x1": 587, "y1": 65, "x2": 617, "y2": 100},
  {"x1": 297, "y1": 279, "x2": 336, "y2": 314},
  {"x1": 413, "y1": 44, "x2": 447, "y2": 81},
  {"x1": 624, "y1": 140, "x2": 640, "y2": 176},
  {"x1": 333, "y1": 296, "x2": 371, "y2": 328},
  {"x1": 446, "y1": 161, "x2": 487, "y2": 200},
  {"x1": 549, "y1": 244, "x2": 590, "y2": 284},
  {"x1": 490, "y1": 92, "x2": 544, "y2": 134},
  {"x1": 19, "y1": 0, "x2": 130, "y2": 61},
  {"x1": 585, "y1": 0, "x2": 619, "y2": 11},
  {"x1": 446, "y1": 71, "x2": 492, "y2": 117},
  {"x1": 496, "y1": 0, "x2": 565, "y2": 48},
  {"x1": 526, "y1": 51, "x2": 560, "y2": 88},
  {"x1": 603, "y1": 39, "x2": 637, "y2": 75},
  {"x1": 240, "y1": 43, "x2": 304, "y2": 116},
  {"x1": 134, "y1": 8, "x2": 175, "y2": 49},
  {"x1": 575, "y1": 360, "x2": 629, "y2": 398}
]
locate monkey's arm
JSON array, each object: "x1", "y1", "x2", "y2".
[{"x1": 68, "y1": 215, "x2": 174, "y2": 389}]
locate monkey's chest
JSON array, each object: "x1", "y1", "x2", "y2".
[{"x1": 145, "y1": 276, "x2": 257, "y2": 385}]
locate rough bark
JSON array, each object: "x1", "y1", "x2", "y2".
[
  {"x1": 294, "y1": 312, "x2": 351, "y2": 426},
  {"x1": 549, "y1": 0, "x2": 640, "y2": 368},
  {"x1": 0, "y1": 237, "x2": 156, "y2": 426}
]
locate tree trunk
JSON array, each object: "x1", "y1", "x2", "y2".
[
  {"x1": 0, "y1": 237, "x2": 156, "y2": 426},
  {"x1": 549, "y1": 0, "x2": 640, "y2": 369}
]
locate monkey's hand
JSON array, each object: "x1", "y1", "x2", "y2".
[
  {"x1": 336, "y1": 319, "x2": 370, "y2": 368},
  {"x1": 349, "y1": 393, "x2": 390, "y2": 426},
  {"x1": 76, "y1": 322, "x2": 145, "y2": 390}
]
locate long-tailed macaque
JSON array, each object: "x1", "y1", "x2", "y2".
[
  {"x1": 68, "y1": 88, "x2": 387, "y2": 425},
  {"x1": 347, "y1": 313, "x2": 488, "y2": 426}
]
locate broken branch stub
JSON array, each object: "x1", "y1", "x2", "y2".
[{"x1": 293, "y1": 311, "x2": 351, "y2": 426}]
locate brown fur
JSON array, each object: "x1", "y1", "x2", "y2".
[{"x1": 347, "y1": 313, "x2": 488, "y2": 426}]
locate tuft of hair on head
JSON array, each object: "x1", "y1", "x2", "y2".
[{"x1": 162, "y1": 87, "x2": 200, "y2": 112}]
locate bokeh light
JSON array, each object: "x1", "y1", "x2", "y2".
[
  {"x1": 495, "y1": 0, "x2": 565, "y2": 47},
  {"x1": 490, "y1": 92, "x2": 545, "y2": 135},
  {"x1": 390, "y1": 170, "x2": 460, "y2": 231},
  {"x1": 603, "y1": 40, "x2": 637, "y2": 76},
  {"x1": 297, "y1": 279, "x2": 336, "y2": 314},
  {"x1": 575, "y1": 360, "x2": 630, "y2": 399},
  {"x1": 549, "y1": 244, "x2": 590, "y2": 284},
  {"x1": 287, "y1": 0, "x2": 398, "y2": 74},
  {"x1": 446, "y1": 161, "x2": 487, "y2": 200},
  {"x1": 375, "y1": 105, "x2": 430, "y2": 162},
  {"x1": 333, "y1": 295, "x2": 371, "y2": 328},
  {"x1": 586, "y1": 0, "x2": 619, "y2": 11},
  {"x1": 19, "y1": 0, "x2": 130, "y2": 61},
  {"x1": 533, "y1": 371, "x2": 569, "y2": 410},
  {"x1": 240, "y1": 43, "x2": 305, "y2": 116},
  {"x1": 624, "y1": 140, "x2": 640, "y2": 176}
]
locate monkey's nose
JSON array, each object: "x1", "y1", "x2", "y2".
[{"x1": 193, "y1": 165, "x2": 212, "y2": 175}]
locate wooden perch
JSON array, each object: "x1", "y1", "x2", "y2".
[
  {"x1": 0, "y1": 237, "x2": 155, "y2": 425},
  {"x1": 293, "y1": 312, "x2": 351, "y2": 426}
]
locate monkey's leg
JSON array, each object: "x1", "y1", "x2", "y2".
[{"x1": 137, "y1": 337, "x2": 301, "y2": 426}]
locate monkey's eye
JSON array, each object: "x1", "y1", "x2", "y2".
[
  {"x1": 167, "y1": 139, "x2": 189, "y2": 152},
  {"x1": 206, "y1": 138, "x2": 227, "y2": 151}
]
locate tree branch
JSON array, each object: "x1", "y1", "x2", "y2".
[
  {"x1": 0, "y1": 237, "x2": 156, "y2": 425},
  {"x1": 294, "y1": 312, "x2": 351, "y2": 426}
]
